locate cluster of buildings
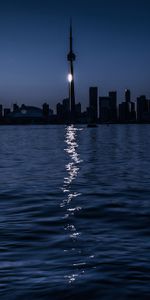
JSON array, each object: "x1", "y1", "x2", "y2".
[
  {"x1": 0, "y1": 103, "x2": 55, "y2": 125},
  {"x1": 56, "y1": 88, "x2": 150, "y2": 124},
  {"x1": 0, "y1": 23, "x2": 150, "y2": 125},
  {"x1": 0, "y1": 88, "x2": 150, "y2": 124}
]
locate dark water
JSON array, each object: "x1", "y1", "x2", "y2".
[{"x1": 0, "y1": 125, "x2": 150, "y2": 299}]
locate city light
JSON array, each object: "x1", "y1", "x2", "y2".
[{"x1": 68, "y1": 73, "x2": 73, "y2": 83}]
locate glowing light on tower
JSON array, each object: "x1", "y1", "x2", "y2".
[{"x1": 68, "y1": 73, "x2": 73, "y2": 83}]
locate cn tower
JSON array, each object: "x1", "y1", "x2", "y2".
[{"x1": 67, "y1": 20, "x2": 76, "y2": 121}]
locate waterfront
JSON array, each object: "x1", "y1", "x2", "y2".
[{"x1": 0, "y1": 125, "x2": 150, "y2": 299}]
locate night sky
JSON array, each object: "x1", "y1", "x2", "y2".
[{"x1": 0, "y1": 0, "x2": 150, "y2": 111}]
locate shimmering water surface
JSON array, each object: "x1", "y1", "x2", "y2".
[{"x1": 0, "y1": 125, "x2": 150, "y2": 299}]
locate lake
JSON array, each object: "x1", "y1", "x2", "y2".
[{"x1": 0, "y1": 124, "x2": 150, "y2": 299}]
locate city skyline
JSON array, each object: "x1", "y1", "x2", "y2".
[
  {"x1": 1, "y1": 86, "x2": 150, "y2": 124},
  {"x1": 0, "y1": 0, "x2": 150, "y2": 109}
]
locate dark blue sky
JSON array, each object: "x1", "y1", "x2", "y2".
[{"x1": 0, "y1": 0, "x2": 150, "y2": 110}]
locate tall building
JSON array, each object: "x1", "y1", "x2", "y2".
[
  {"x1": 137, "y1": 95, "x2": 149, "y2": 122},
  {"x1": 109, "y1": 91, "x2": 117, "y2": 122},
  {"x1": 99, "y1": 91, "x2": 117, "y2": 123},
  {"x1": 99, "y1": 96, "x2": 110, "y2": 123},
  {"x1": 62, "y1": 98, "x2": 70, "y2": 121},
  {"x1": 63, "y1": 98, "x2": 70, "y2": 114},
  {"x1": 67, "y1": 20, "x2": 76, "y2": 121},
  {"x1": 13, "y1": 104, "x2": 19, "y2": 112},
  {"x1": 125, "y1": 89, "x2": 131, "y2": 102},
  {"x1": 119, "y1": 89, "x2": 136, "y2": 122},
  {"x1": 4, "y1": 108, "x2": 11, "y2": 117},
  {"x1": 56, "y1": 103, "x2": 63, "y2": 121},
  {"x1": 42, "y1": 103, "x2": 49, "y2": 117},
  {"x1": 89, "y1": 87, "x2": 98, "y2": 122},
  {"x1": 75, "y1": 103, "x2": 81, "y2": 120},
  {"x1": 56, "y1": 98, "x2": 70, "y2": 123},
  {"x1": 119, "y1": 102, "x2": 130, "y2": 122}
]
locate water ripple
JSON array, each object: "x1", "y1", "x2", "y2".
[{"x1": 0, "y1": 125, "x2": 150, "y2": 299}]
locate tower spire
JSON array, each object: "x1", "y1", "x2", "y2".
[
  {"x1": 67, "y1": 19, "x2": 76, "y2": 122},
  {"x1": 70, "y1": 18, "x2": 73, "y2": 52}
]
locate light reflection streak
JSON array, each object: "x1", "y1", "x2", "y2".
[
  {"x1": 60, "y1": 125, "x2": 84, "y2": 283},
  {"x1": 61, "y1": 125, "x2": 82, "y2": 209}
]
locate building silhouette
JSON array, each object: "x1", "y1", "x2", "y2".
[
  {"x1": 119, "y1": 102, "x2": 129, "y2": 122},
  {"x1": 109, "y1": 91, "x2": 117, "y2": 122},
  {"x1": 1, "y1": 22, "x2": 150, "y2": 125},
  {"x1": 13, "y1": 104, "x2": 19, "y2": 112},
  {"x1": 89, "y1": 87, "x2": 98, "y2": 123},
  {"x1": 125, "y1": 89, "x2": 131, "y2": 103},
  {"x1": 75, "y1": 102, "x2": 81, "y2": 119},
  {"x1": 137, "y1": 95, "x2": 150, "y2": 122},
  {"x1": 56, "y1": 98, "x2": 70, "y2": 123},
  {"x1": 119, "y1": 89, "x2": 136, "y2": 122},
  {"x1": 56, "y1": 103, "x2": 63, "y2": 122},
  {"x1": 63, "y1": 98, "x2": 70, "y2": 113},
  {"x1": 4, "y1": 108, "x2": 11, "y2": 117},
  {"x1": 42, "y1": 103, "x2": 50, "y2": 117},
  {"x1": 1, "y1": 87, "x2": 150, "y2": 124},
  {"x1": 99, "y1": 96, "x2": 110, "y2": 123},
  {"x1": 67, "y1": 20, "x2": 76, "y2": 122},
  {"x1": 99, "y1": 91, "x2": 117, "y2": 123}
]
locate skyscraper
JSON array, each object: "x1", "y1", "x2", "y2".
[
  {"x1": 89, "y1": 87, "x2": 98, "y2": 122},
  {"x1": 99, "y1": 96, "x2": 110, "y2": 123},
  {"x1": 67, "y1": 20, "x2": 76, "y2": 121},
  {"x1": 109, "y1": 91, "x2": 117, "y2": 122},
  {"x1": 137, "y1": 95, "x2": 149, "y2": 122},
  {"x1": 125, "y1": 89, "x2": 131, "y2": 103}
]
